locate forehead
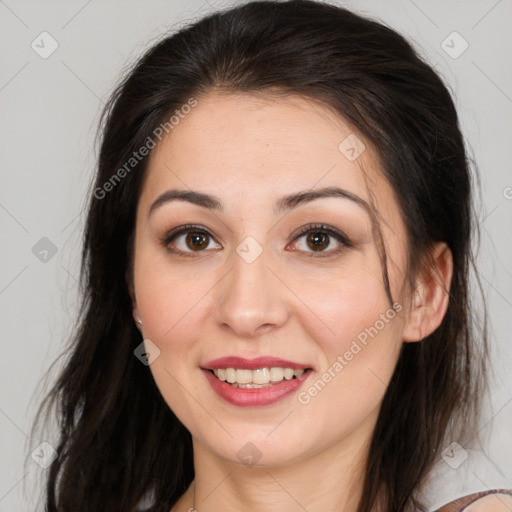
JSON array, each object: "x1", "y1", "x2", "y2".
[{"x1": 140, "y1": 91, "x2": 396, "y2": 219}]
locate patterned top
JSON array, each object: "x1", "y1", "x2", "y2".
[{"x1": 436, "y1": 489, "x2": 512, "y2": 511}]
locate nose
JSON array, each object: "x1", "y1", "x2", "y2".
[{"x1": 212, "y1": 243, "x2": 290, "y2": 338}]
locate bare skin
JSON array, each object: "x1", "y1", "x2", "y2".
[
  {"x1": 130, "y1": 91, "x2": 453, "y2": 512},
  {"x1": 465, "y1": 494, "x2": 512, "y2": 511}
]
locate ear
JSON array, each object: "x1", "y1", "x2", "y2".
[{"x1": 402, "y1": 242, "x2": 453, "y2": 342}]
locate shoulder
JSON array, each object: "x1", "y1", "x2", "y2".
[
  {"x1": 464, "y1": 492, "x2": 512, "y2": 511},
  {"x1": 436, "y1": 490, "x2": 512, "y2": 512}
]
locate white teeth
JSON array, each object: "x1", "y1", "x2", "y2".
[
  {"x1": 253, "y1": 368, "x2": 270, "y2": 384},
  {"x1": 270, "y1": 367, "x2": 283, "y2": 382},
  {"x1": 212, "y1": 367, "x2": 306, "y2": 386},
  {"x1": 283, "y1": 368, "x2": 294, "y2": 380},
  {"x1": 236, "y1": 369, "x2": 253, "y2": 384},
  {"x1": 225, "y1": 368, "x2": 236, "y2": 383}
]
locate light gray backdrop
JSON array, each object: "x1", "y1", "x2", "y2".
[{"x1": 1, "y1": 0, "x2": 511, "y2": 510}]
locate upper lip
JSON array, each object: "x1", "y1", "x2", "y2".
[{"x1": 202, "y1": 356, "x2": 312, "y2": 371}]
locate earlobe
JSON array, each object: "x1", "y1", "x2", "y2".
[
  {"x1": 133, "y1": 306, "x2": 143, "y2": 331},
  {"x1": 129, "y1": 286, "x2": 143, "y2": 331},
  {"x1": 402, "y1": 242, "x2": 453, "y2": 342}
]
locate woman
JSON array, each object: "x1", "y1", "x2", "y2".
[{"x1": 31, "y1": 1, "x2": 512, "y2": 510}]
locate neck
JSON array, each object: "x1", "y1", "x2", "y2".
[{"x1": 174, "y1": 417, "x2": 376, "y2": 512}]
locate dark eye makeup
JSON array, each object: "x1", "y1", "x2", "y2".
[{"x1": 159, "y1": 222, "x2": 355, "y2": 259}]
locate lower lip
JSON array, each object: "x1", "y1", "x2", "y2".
[{"x1": 201, "y1": 368, "x2": 312, "y2": 407}]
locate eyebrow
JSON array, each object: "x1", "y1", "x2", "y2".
[{"x1": 148, "y1": 186, "x2": 372, "y2": 218}]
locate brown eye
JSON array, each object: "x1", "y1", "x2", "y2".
[
  {"x1": 305, "y1": 231, "x2": 330, "y2": 251},
  {"x1": 290, "y1": 223, "x2": 353, "y2": 258},
  {"x1": 161, "y1": 225, "x2": 221, "y2": 257},
  {"x1": 185, "y1": 231, "x2": 209, "y2": 251}
]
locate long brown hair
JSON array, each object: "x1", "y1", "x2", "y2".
[{"x1": 31, "y1": 1, "x2": 489, "y2": 510}]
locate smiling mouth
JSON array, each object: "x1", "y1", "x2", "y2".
[{"x1": 207, "y1": 367, "x2": 314, "y2": 388}]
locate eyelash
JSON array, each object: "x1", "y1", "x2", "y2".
[{"x1": 160, "y1": 223, "x2": 354, "y2": 259}]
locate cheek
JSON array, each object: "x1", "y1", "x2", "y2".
[
  {"x1": 294, "y1": 264, "x2": 404, "y2": 398},
  {"x1": 133, "y1": 256, "x2": 213, "y2": 420},
  {"x1": 294, "y1": 276, "x2": 403, "y2": 444},
  {"x1": 132, "y1": 234, "x2": 211, "y2": 339},
  {"x1": 296, "y1": 263, "x2": 394, "y2": 346}
]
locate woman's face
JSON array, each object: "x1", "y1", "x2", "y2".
[{"x1": 132, "y1": 92, "x2": 413, "y2": 467}]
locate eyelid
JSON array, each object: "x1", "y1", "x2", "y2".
[
  {"x1": 161, "y1": 224, "x2": 215, "y2": 245},
  {"x1": 287, "y1": 223, "x2": 354, "y2": 258},
  {"x1": 160, "y1": 224, "x2": 219, "y2": 258},
  {"x1": 290, "y1": 223, "x2": 353, "y2": 247}
]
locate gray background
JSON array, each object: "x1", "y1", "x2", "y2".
[{"x1": 1, "y1": 0, "x2": 511, "y2": 509}]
